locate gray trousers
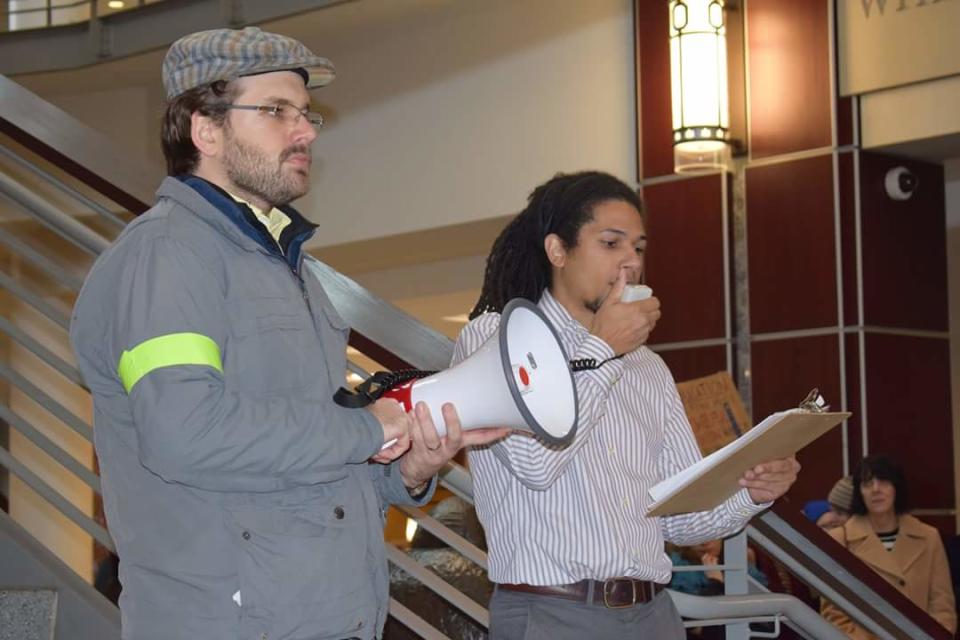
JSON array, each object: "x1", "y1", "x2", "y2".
[{"x1": 488, "y1": 586, "x2": 686, "y2": 640}]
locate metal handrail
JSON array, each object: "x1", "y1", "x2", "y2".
[
  {"x1": 0, "y1": 446, "x2": 113, "y2": 552},
  {"x1": 0, "y1": 145, "x2": 128, "y2": 230},
  {"x1": 386, "y1": 543, "x2": 490, "y2": 627},
  {"x1": 387, "y1": 598, "x2": 450, "y2": 640},
  {"x1": 1, "y1": 0, "x2": 149, "y2": 31},
  {"x1": 0, "y1": 404, "x2": 100, "y2": 493},
  {"x1": 0, "y1": 315, "x2": 85, "y2": 387},
  {"x1": 668, "y1": 591, "x2": 846, "y2": 639},
  {"x1": 0, "y1": 225, "x2": 85, "y2": 291},
  {"x1": 0, "y1": 270, "x2": 72, "y2": 329},
  {"x1": 0, "y1": 76, "x2": 157, "y2": 213},
  {"x1": 748, "y1": 510, "x2": 941, "y2": 640},
  {"x1": 0, "y1": 166, "x2": 111, "y2": 255},
  {"x1": 0, "y1": 362, "x2": 93, "y2": 444},
  {"x1": 394, "y1": 504, "x2": 488, "y2": 571}
]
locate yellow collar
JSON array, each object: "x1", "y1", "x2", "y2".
[{"x1": 228, "y1": 192, "x2": 292, "y2": 245}]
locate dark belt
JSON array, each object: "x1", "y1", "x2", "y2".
[{"x1": 498, "y1": 578, "x2": 665, "y2": 608}]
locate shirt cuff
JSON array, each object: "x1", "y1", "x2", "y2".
[
  {"x1": 406, "y1": 474, "x2": 437, "y2": 505},
  {"x1": 729, "y1": 488, "x2": 771, "y2": 518}
]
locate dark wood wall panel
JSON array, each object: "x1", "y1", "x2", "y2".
[
  {"x1": 635, "y1": 0, "x2": 673, "y2": 179},
  {"x1": 859, "y1": 153, "x2": 948, "y2": 331},
  {"x1": 751, "y1": 335, "x2": 843, "y2": 502},
  {"x1": 746, "y1": 156, "x2": 837, "y2": 333},
  {"x1": 644, "y1": 174, "x2": 726, "y2": 344},
  {"x1": 839, "y1": 152, "x2": 858, "y2": 326},
  {"x1": 843, "y1": 333, "x2": 864, "y2": 467},
  {"x1": 864, "y1": 333, "x2": 954, "y2": 510},
  {"x1": 657, "y1": 345, "x2": 728, "y2": 384},
  {"x1": 746, "y1": 0, "x2": 832, "y2": 158},
  {"x1": 836, "y1": 96, "x2": 853, "y2": 148},
  {"x1": 915, "y1": 515, "x2": 956, "y2": 540}
]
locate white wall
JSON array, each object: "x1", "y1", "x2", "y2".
[{"x1": 284, "y1": 0, "x2": 637, "y2": 247}]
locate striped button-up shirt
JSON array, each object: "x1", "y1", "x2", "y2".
[{"x1": 455, "y1": 290, "x2": 766, "y2": 586}]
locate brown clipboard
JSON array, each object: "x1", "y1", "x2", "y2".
[{"x1": 646, "y1": 410, "x2": 850, "y2": 517}]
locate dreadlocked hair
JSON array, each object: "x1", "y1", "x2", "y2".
[{"x1": 470, "y1": 171, "x2": 643, "y2": 319}]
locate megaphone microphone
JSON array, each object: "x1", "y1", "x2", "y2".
[{"x1": 335, "y1": 298, "x2": 579, "y2": 447}]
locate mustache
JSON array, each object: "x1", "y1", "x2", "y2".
[{"x1": 279, "y1": 145, "x2": 312, "y2": 162}]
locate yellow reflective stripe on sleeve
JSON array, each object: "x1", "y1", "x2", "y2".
[{"x1": 117, "y1": 333, "x2": 223, "y2": 393}]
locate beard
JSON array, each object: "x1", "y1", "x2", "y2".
[
  {"x1": 585, "y1": 282, "x2": 616, "y2": 313},
  {"x1": 222, "y1": 129, "x2": 311, "y2": 208}
]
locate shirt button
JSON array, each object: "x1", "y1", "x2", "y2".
[
  {"x1": 241, "y1": 530, "x2": 251, "y2": 540},
  {"x1": 334, "y1": 506, "x2": 345, "y2": 520}
]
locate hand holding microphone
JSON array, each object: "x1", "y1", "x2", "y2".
[
  {"x1": 590, "y1": 270, "x2": 661, "y2": 356},
  {"x1": 621, "y1": 284, "x2": 653, "y2": 303}
]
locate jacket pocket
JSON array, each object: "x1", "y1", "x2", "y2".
[
  {"x1": 225, "y1": 495, "x2": 378, "y2": 637},
  {"x1": 225, "y1": 298, "x2": 315, "y2": 393}
]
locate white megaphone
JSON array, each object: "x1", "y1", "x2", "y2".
[{"x1": 382, "y1": 298, "x2": 579, "y2": 446}]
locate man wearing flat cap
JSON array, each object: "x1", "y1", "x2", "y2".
[{"x1": 71, "y1": 27, "x2": 506, "y2": 640}]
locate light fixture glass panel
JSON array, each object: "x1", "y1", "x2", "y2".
[
  {"x1": 679, "y1": 33, "x2": 722, "y2": 128},
  {"x1": 669, "y1": 0, "x2": 731, "y2": 173}
]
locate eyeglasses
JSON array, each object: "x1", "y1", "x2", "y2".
[{"x1": 224, "y1": 103, "x2": 324, "y2": 130}]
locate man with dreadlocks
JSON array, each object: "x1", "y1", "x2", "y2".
[{"x1": 454, "y1": 171, "x2": 801, "y2": 639}]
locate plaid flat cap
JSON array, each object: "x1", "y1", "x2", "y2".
[{"x1": 162, "y1": 27, "x2": 335, "y2": 99}]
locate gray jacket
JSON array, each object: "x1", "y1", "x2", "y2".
[{"x1": 71, "y1": 176, "x2": 432, "y2": 640}]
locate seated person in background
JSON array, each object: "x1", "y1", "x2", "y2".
[
  {"x1": 821, "y1": 455, "x2": 956, "y2": 638},
  {"x1": 802, "y1": 500, "x2": 833, "y2": 526},
  {"x1": 668, "y1": 539, "x2": 768, "y2": 597},
  {"x1": 803, "y1": 475, "x2": 854, "y2": 530},
  {"x1": 825, "y1": 475, "x2": 854, "y2": 527}
]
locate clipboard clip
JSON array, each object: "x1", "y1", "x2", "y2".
[{"x1": 799, "y1": 388, "x2": 829, "y2": 413}]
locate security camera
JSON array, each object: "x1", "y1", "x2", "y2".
[{"x1": 884, "y1": 166, "x2": 918, "y2": 201}]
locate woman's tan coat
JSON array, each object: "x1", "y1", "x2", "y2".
[{"x1": 821, "y1": 514, "x2": 956, "y2": 639}]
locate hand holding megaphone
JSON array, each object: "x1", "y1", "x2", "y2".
[
  {"x1": 590, "y1": 270, "x2": 661, "y2": 356},
  {"x1": 368, "y1": 397, "x2": 412, "y2": 463},
  {"x1": 335, "y1": 298, "x2": 580, "y2": 449},
  {"x1": 397, "y1": 402, "x2": 512, "y2": 489}
]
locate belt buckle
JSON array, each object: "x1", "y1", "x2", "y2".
[{"x1": 601, "y1": 578, "x2": 637, "y2": 609}]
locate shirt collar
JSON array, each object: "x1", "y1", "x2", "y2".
[
  {"x1": 538, "y1": 289, "x2": 590, "y2": 338},
  {"x1": 226, "y1": 192, "x2": 292, "y2": 244}
]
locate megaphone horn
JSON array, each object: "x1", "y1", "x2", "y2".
[{"x1": 335, "y1": 299, "x2": 579, "y2": 447}]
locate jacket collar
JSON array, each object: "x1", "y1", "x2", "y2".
[
  {"x1": 157, "y1": 176, "x2": 317, "y2": 272},
  {"x1": 843, "y1": 514, "x2": 929, "y2": 580}
]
